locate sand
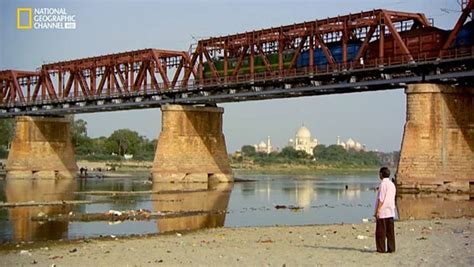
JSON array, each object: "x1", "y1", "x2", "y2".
[{"x1": 1, "y1": 218, "x2": 472, "y2": 266}]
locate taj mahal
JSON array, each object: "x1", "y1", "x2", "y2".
[
  {"x1": 288, "y1": 125, "x2": 319, "y2": 155},
  {"x1": 253, "y1": 125, "x2": 366, "y2": 155}
]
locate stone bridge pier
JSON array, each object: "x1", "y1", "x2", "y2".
[
  {"x1": 397, "y1": 84, "x2": 474, "y2": 192},
  {"x1": 6, "y1": 116, "x2": 78, "y2": 179},
  {"x1": 151, "y1": 104, "x2": 233, "y2": 183}
]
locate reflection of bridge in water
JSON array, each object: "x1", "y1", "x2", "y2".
[
  {"x1": 152, "y1": 183, "x2": 232, "y2": 233},
  {"x1": 0, "y1": 2, "x2": 473, "y2": 192},
  {"x1": 397, "y1": 193, "x2": 474, "y2": 220},
  {"x1": 4, "y1": 180, "x2": 76, "y2": 241},
  {"x1": 1, "y1": 181, "x2": 232, "y2": 242}
]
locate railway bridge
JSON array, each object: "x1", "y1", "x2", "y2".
[{"x1": 1, "y1": 2, "x2": 473, "y2": 192}]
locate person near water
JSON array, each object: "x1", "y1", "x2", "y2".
[{"x1": 374, "y1": 167, "x2": 396, "y2": 253}]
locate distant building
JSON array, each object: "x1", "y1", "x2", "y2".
[
  {"x1": 288, "y1": 125, "x2": 318, "y2": 155},
  {"x1": 254, "y1": 136, "x2": 274, "y2": 154},
  {"x1": 336, "y1": 136, "x2": 365, "y2": 151}
]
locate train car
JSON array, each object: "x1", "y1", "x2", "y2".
[
  {"x1": 296, "y1": 40, "x2": 362, "y2": 68},
  {"x1": 203, "y1": 51, "x2": 294, "y2": 79},
  {"x1": 203, "y1": 20, "x2": 472, "y2": 79},
  {"x1": 366, "y1": 26, "x2": 450, "y2": 63},
  {"x1": 455, "y1": 20, "x2": 474, "y2": 48},
  {"x1": 203, "y1": 40, "x2": 362, "y2": 78}
]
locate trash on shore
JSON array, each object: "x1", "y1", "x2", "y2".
[
  {"x1": 274, "y1": 204, "x2": 303, "y2": 211},
  {"x1": 30, "y1": 208, "x2": 218, "y2": 223},
  {"x1": 357, "y1": 235, "x2": 368, "y2": 240},
  {"x1": 20, "y1": 250, "x2": 31, "y2": 256},
  {"x1": 362, "y1": 218, "x2": 369, "y2": 223},
  {"x1": 108, "y1": 210, "x2": 123, "y2": 216},
  {"x1": 259, "y1": 239, "x2": 274, "y2": 243}
]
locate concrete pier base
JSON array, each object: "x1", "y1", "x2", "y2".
[
  {"x1": 397, "y1": 84, "x2": 474, "y2": 192},
  {"x1": 151, "y1": 104, "x2": 233, "y2": 183},
  {"x1": 6, "y1": 116, "x2": 78, "y2": 179}
]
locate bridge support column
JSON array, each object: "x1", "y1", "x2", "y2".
[
  {"x1": 397, "y1": 84, "x2": 474, "y2": 192},
  {"x1": 6, "y1": 116, "x2": 78, "y2": 179},
  {"x1": 151, "y1": 104, "x2": 233, "y2": 183}
]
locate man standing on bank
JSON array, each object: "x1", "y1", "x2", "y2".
[{"x1": 374, "y1": 167, "x2": 396, "y2": 253}]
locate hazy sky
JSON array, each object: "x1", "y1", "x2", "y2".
[{"x1": 0, "y1": 0, "x2": 462, "y2": 152}]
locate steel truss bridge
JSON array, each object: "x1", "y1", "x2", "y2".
[{"x1": 1, "y1": 2, "x2": 473, "y2": 118}]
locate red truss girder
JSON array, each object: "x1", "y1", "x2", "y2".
[
  {"x1": 1, "y1": 49, "x2": 193, "y2": 105},
  {"x1": 0, "y1": 70, "x2": 40, "y2": 105},
  {"x1": 183, "y1": 9, "x2": 432, "y2": 83},
  {"x1": 38, "y1": 49, "x2": 193, "y2": 101}
]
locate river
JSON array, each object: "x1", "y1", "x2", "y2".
[{"x1": 0, "y1": 173, "x2": 472, "y2": 243}]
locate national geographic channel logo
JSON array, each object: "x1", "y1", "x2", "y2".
[{"x1": 16, "y1": 8, "x2": 77, "y2": 30}]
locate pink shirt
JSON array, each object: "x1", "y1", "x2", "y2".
[{"x1": 375, "y1": 178, "x2": 396, "y2": 219}]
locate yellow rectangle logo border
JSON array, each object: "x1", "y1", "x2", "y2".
[{"x1": 16, "y1": 8, "x2": 32, "y2": 30}]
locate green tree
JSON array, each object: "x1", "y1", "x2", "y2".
[
  {"x1": 313, "y1": 144, "x2": 327, "y2": 159},
  {"x1": 90, "y1": 136, "x2": 109, "y2": 155},
  {"x1": 134, "y1": 138, "x2": 157, "y2": 160},
  {"x1": 71, "y1": 119, "x2": 93, "y2": 155},
  {"x1": 71, "y1": 119, "x2": 87, "y2": 141},
  {"x1": 280, "y1": 146, "x2": 309, "y2": 159},
  {"x1": 241, "y1": 145, "x2": 256, "y2": 157},
  {"x1": 106, "y1": 129, "x2": 142, "y2": 156},
  {"x1": 0, "y1": 119, "x2": 15, "y2": 148},
  {"x1": 321, "y1": 145, "x2": 347, "y2": 162}
]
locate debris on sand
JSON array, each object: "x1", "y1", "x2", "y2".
[
  {"x1": 274, "y1": 205, "x2": 303, "y2": 211},
  {"x1": 108, "y1": 210, "x2": 123, "y2": 216},
  {"x1": 20, "y1": 250, "x2": 31, "y2": 256}
]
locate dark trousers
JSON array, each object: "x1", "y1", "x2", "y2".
[{"x1": 375, "y1": 217, "x2": 395, "y2": 253}]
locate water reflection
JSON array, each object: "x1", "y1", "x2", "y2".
[
  {"x1": 397, "y1": 193, "x2": 474, "y2": 220},
  {"x1": 0, "y1": 174, "x2": 473, "y2": 243},
  {"x1": 281, "y1": 180, "x2": 316, "y2": 208},
  {"x1": 152, "y1": 183, "x2": 232, "y2": 233},
  {"x1": 5, "y1": 180, "x2": 76, "y2": 241}
]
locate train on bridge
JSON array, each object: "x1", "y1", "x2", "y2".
[{"x1": 203, "y1": 20, "x2": 474, "y2": 78}]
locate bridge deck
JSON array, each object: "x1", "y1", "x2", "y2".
[{"x1": 1, "y1": 50, "x2": 473, "y2": 118}]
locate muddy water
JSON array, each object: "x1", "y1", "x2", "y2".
[{"x1": 0, "y1": 174, "x2": 472, "y2": 243}]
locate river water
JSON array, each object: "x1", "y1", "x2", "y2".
[{"x1": 0, "y1": 173, "x2": 472, "y2": 243}]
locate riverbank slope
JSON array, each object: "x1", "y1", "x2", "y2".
[{"x1": 1, "y1": 218, "x2": 472, "y2": 266}]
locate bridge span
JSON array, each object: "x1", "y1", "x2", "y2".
[{"x1": 1, "y1": 2, "x2": 473, "y2": 192}]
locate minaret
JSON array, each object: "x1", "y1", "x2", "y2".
[
  {"x1": 267, "y1": 136, "x2": 271, "y2": 154},
  {"x1": 337, "y1": 136, "x2": 341, "y2": 146}
]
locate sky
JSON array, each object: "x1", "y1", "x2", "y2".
[{"x1": 0, "y1": 0, "x2": 462, "y2": 152}]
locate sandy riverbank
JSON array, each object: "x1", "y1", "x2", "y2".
[{"x1": 1, "y1": 218, "x2": 472, "y2": 266}]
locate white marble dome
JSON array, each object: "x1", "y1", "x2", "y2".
[{"x1": 296, "y1": 126, "x2": 311, "y2": 139}]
